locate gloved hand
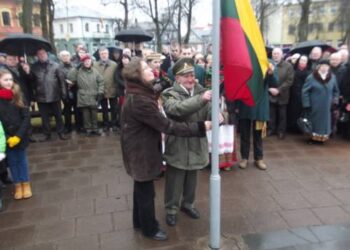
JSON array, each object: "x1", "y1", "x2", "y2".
[
  {"x1": 153, "y1": 83, "x2": 163, "y2": 93},
  {"x1": 96, "y1": 93, "x2": 104, "y2": 103},
  {"x1": 7, "y1": 136, "x2": 21, "y2": 148},
  {"x1": 0, "y1": 152, "x2": 5, "y2": 161}
]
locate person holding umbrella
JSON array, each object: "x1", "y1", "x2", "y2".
[{"x1": 23, "y1": 48, "x2": 68, "y2": 141}]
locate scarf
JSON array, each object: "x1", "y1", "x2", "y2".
[{"x1": 0, "y1": 88, "x2": 13, "y2": 100}]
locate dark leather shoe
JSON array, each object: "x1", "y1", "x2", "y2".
[
  {"x1": 166, "y1": 214, "x2": 177, "y2": 226},
  {"x1": 180, "y1": 207, "x2": 200, "y2": 219},
  {"x1": 28, "y1": 136, "x2": 37, "y2": 143},
  {"x1": 278, "y1": 133, "x2": 285, "y2": 140},
  {"x1": 150, "y1": 229, "x2": 168, "y2": 241},
  {"x1": 40, "y1": 135, "x2": 51, "y2": 142},
  {"x1": 58, "y1": 133, "x2": 68, "y2": 140}
]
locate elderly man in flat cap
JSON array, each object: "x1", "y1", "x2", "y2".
[{"x1": 161, "y1": 57, "x2": 212, "y2": 227}]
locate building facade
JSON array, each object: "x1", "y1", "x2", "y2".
[
  {"x1": 0, "y1": 0, "x2": 42, "y2": 39},
  {"x1": 54, "y1": 7, "x2": 117, "y2": 54},
  {"x1": 282, "y1": 0, "x2": 345, "y2": 47}
]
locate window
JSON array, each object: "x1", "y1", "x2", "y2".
[
  {"x1": 33, "y1": 14, "x2": 40, "y2": 27},
  {"x1": 288, "y1": 25, "x2": 296, "y2": 35},
  {"x1": 2, "y1": 11, "x2": 11, "y2": 26},
  {"x1": 308, "y1": 23, "x2": 323, "y2": 33},
  {"x1": 331, "y1": 6, "x2": 338, "y2": 13},
  {"x1": 85, "y1": 23, "x2": 89, "y2": 32},
  {"x1": 319, "y1": 6, "x2": 325, "y2": 14},
  {"x1": 97, "y1": 23, "x2": 100, "y2": 33},
  {"x1": 288, "y1": 10, "x2": 294, "y2": 17},
  {"x1": 69, "y1": 23, "x2": 73, "y2": 32},
  {"x1": 105, "y1": 24, "x2": 109, "y2": 33},
  {"x1": 60, "y1": 24, "x2": 64, "y2": 33},
  {"x1": 18, "y1": 12, "x2": 24, "y2": 27},
  {"x1": 328, "y1": 22, "x2": 335, "y2": 32}
]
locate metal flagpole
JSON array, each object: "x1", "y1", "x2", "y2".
[{"x1": 209, "y1": 0, "x2": 221, "y2": 249}]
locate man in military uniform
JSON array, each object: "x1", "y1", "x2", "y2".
[{"x1": 161, "y1": 58, "x2": 212, "y2": 226}]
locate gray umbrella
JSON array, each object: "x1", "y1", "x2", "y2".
[
  {"x1": 0, "y1": 33, "x2": 52, "y2": 56},
  {"x1": 289, "y1": 40, "x2": 337, "y2": 55},
  {"x1": 115, "y1": 27, "x2": 153, "y2": 43}
]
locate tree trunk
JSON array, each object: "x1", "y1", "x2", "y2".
[
  {"x1": 123, "y1": 0, "x2": 129, "y2": 29},
  {"x1": 183, "y1": 0, "x2": 193, "y2": 44},
  {"x1": 154, "y1": 0, "x2": 162, "y2": 52},
  {"x1": 40, "y1": 0, "x2": 49, "y2": 40},
  {"x1": 177, "y1": 0, "x2": 182, "y2": 45},
  {"x1": 48, "y1": 0, "x2": 56, "y2": 53},
  {"x1": 22, "y1": 0, "x2": 33, "y2": 33},
  {"x1": 297, "y1": 0, "x2": 311, "y2": 42},
  {"x1": 259, "y1": 0, "x2": 265, "y2": 36}
]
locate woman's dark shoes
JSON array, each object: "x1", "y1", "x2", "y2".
[
  {"x1": 150, "y1": 229, "x2": 168, "y2": 241},
  {"x1": 165, "y1": 214, "x2": 177, "y2": 226},
  {"x1": 58, "y1": 133, "x2": 68, "y2": 140},
  {"x1": 40, "y1": 135, "x2": 51, "y2": 142},
  {"x1": 28, "y1": 136, "x2": 37, "y2": 143},
  {"x1": 180, "y1": 207, "x2": 200, "y2": 219}
]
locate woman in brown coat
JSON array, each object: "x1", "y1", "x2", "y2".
[{"x1": 120, "y1": 57, "x2": 210, "y2": 241}]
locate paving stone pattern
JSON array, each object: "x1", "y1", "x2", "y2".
[{"x1": 0, "y1": 133, "x2": 350, "y2": 249}]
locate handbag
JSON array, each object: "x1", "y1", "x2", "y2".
[
  {"x1": 297, "y1": 111, "x2": 312, "y2": 135},
  {"x1": 339, "y1": 111, "x2": 350, "y2": 123}
]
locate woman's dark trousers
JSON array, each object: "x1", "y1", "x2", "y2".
[{"x1": 133, "y1": 180, "x2": 158, "y2": 237}]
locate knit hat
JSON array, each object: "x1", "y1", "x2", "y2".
[{"x1": 80, "y1": 54, "x2": 91, "y2": 62}]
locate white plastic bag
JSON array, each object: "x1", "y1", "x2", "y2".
[{"x1": 206, "y1": 125, "x2": 234, "y2": 154}]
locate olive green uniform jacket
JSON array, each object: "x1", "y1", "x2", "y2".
[{"x1": 161, "y1": 82, "x2": 211, "y2": 170}]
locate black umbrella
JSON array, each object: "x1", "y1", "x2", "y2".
[
  {"x1": 93, "y1": 46, "x2": 123, "y2": 62},
  {"x1": 0, "y1": 33, "x2": 52, "y2": 57},
  {"x1": 115, "y1": 27, "x2": 153, "y2": 43},
  {"x1": 289, "y1": 40, "x2": 337, "y2": 55}
]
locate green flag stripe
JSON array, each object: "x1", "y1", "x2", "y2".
[
  {"x1": 246, "y1": 36, "x2": 264, "y2": 103},
  {"x1": 221, "y1": 0, "x2": 239, "y2": 19}
]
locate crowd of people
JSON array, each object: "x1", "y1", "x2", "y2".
[{"x1": 0, "y1": 40, "x2": 349, "y2": 241}]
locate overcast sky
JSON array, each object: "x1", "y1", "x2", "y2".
[{"x1": 55, "y1": 0, "x2": 213, "y2": 27}]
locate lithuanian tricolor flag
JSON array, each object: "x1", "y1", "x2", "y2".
[{"x1": 221, "y1": 0, "x2": 269, "y2": 106}]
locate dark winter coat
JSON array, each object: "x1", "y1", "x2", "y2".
[
  {"x1": 238, "y1": 73, "x2": 277, "y2": 121},
  {"x1": 58, "y1": 62, "x2": 76, "y2": 100},
  {"x1": 115, "y1": 66, "x2": 125, "y2": 97},
  {"x1": 0, "y1": 99, "x2": 30, "y2": 149},
  {"x1": 287, "y1": 67, "x2": 311, "y2": 131},
  {"x1": 269, "y1": 60, "x2": 295, "y2": 105},
  {"x1": 331, "y1": 64, "x2": 346, "y2": 89},
  {"x1": 29, "y1": 60, "x2": 67, "y2": 103},
  {"x1": 302, "y1": 71, "x2": 339, "y2": 137},
  {"x1": 121, "y1": 81, "x2": 206, "y2": 182},
  {"x1": 340, "y1": 64, "x2": 350, "y2": 101}
]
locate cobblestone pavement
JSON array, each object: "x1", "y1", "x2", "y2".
[{"x1": 0, "y1": 132, "x2": 350, "y2": 250}]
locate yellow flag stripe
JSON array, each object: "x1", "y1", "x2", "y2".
[{"x1": 235, "y1": 0, "x2": 269, "y2": 77}]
